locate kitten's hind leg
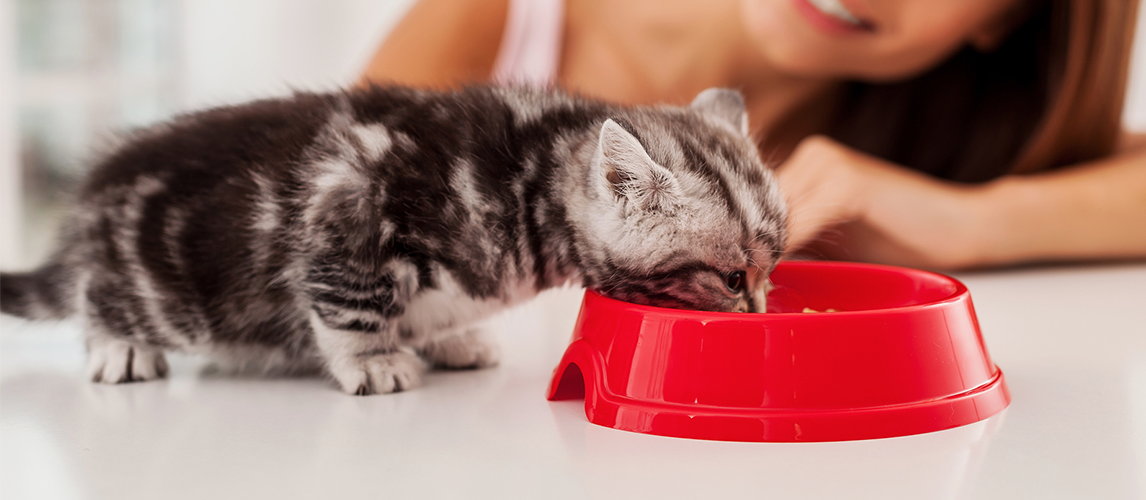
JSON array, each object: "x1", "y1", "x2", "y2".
[
  {"x1": 82, "y1": 278, "x2": 169, "y2": 384},
  {"x1": 86, "y1": 335, "x2": 169, "y2": 384},
  {"x1": 418, "y1": 325, "x2": 501, "y2": 370}
]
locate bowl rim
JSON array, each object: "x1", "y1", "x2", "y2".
[{"x1": 588, "y1": 260, "x2": 969, "y2": 319}]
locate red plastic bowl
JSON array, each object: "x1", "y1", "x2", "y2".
[{"x1": 547, "y1": 261, "x2": 1010, "y2": 442}]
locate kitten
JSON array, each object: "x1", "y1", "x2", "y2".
[{"x1": 0, "y1": 85, "x2": 787, "y2": 395}]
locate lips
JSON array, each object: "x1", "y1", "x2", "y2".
[{"x1": 793, "y1": 0, "x2": 875, "y2": 34}]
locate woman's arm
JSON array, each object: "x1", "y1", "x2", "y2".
[
  {"x1": 776, "y1": 133, "x2": 1146, "y2": 270},
  {"x1": 357, "y1": 0, "x2": 508, "y2": 88},
  {"x1": 1119, "y1": 131, "x2": 1146, "y2": 152},
  {"x1": 976, "y1": 142, "x2": 1146, "y2": 266}
]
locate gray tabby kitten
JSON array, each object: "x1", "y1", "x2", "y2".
[{"x1": 0, "y1": 85, "x2": 787, "y2": 395}]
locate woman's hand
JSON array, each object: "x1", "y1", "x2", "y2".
[{"x1": 775, "y1": 136, "x2": 991, "y2": 270}]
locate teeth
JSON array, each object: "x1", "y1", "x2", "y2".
[{"x1": 807, "y1": 0, "x2": 862, "y2": 25}]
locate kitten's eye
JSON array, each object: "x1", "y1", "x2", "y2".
[{"x1": 724, "y1": 271, "x2": 746, "y2": 292}]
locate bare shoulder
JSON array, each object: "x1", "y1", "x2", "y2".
[{"x1": 358, "y1": 0, "x2": 510, "y2": 89}]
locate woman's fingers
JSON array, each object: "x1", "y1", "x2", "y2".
[
  {"x1": 774, "y1": 136, "x2": 987, "y2": 269},
  {"x1": 775, "y1": 136, "x2": 869, "y2": 250}
]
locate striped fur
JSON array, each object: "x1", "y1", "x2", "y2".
[{"x1": 0, "y1": 84, "x2": 787, "y2": 394}]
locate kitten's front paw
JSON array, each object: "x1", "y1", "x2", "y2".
[
  {"x1": 419, "y1": 328, "x2": 501, "y2": 370},
  {"x1": 86, "y1": 336, "x2": 169, "y2": 384},
  {"x1": 329, "y1": 350, "x2": 425, "y2": 395}
]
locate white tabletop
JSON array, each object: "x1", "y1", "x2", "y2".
[{"x1": 3, "y1": 262, "x2": 1145, "y2": 500}]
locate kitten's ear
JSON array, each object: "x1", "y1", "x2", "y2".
[
  {"x1": 592, "y1": 119, "x2": 682, "y2": 213},
  {"x1": 691, "y1": 88, "x2": 749, "y2": 136}
]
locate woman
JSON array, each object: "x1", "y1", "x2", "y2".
[{"x1": 359, "y1": 0, "x2": 1146, "y2": 270}]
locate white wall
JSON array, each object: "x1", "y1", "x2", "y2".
[
  {"x1": 176, "y1": 0, "x2": 416, "y2": 110},
  {"x1": 1, "y1": 0, "x2": 21, "y2": 269},
  {"x1": 1124, "y1": 1, "x2": 1146, "y2": 132}
]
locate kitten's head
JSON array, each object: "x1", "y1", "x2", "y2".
[{"x1": 575, "y1": 88, "x2": 788, "y2": 313}]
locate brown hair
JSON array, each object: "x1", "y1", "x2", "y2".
[{"x1": 824, "y1": 0, "x2": 1140, "y2": 182}]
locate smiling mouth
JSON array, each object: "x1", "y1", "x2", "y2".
[
  {"x1": 808, "y1": 0, "x2": 861, "y2": 24},
  {"x1": 801, "y1": 0, "x2": 875, "y2": 32}
]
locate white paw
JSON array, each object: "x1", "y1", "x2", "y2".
[
  {"x1": 419, "y1": 328, "x2": 501, "y2": 370},
  {"x1": 86, "y1": 336, "x2": 169, "y2": 384},
  {"x1": 329, "y1": 350, "x2": 425, "y2": 395}
]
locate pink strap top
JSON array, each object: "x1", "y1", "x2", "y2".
[{"x1": 491, "y1": 0, "x2": 565, "y2": 86}]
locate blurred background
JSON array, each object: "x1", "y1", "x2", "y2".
[
  {"x1": 0, "y1": 0, "x2": 1144, "y2": 270},
  {"x1": 0, "y1": 0, "x2": 416, "y2": 270}
]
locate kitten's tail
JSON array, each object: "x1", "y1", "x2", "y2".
[{"x1": 1, "y1": 262, "x2": 75, "y2": 320}]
